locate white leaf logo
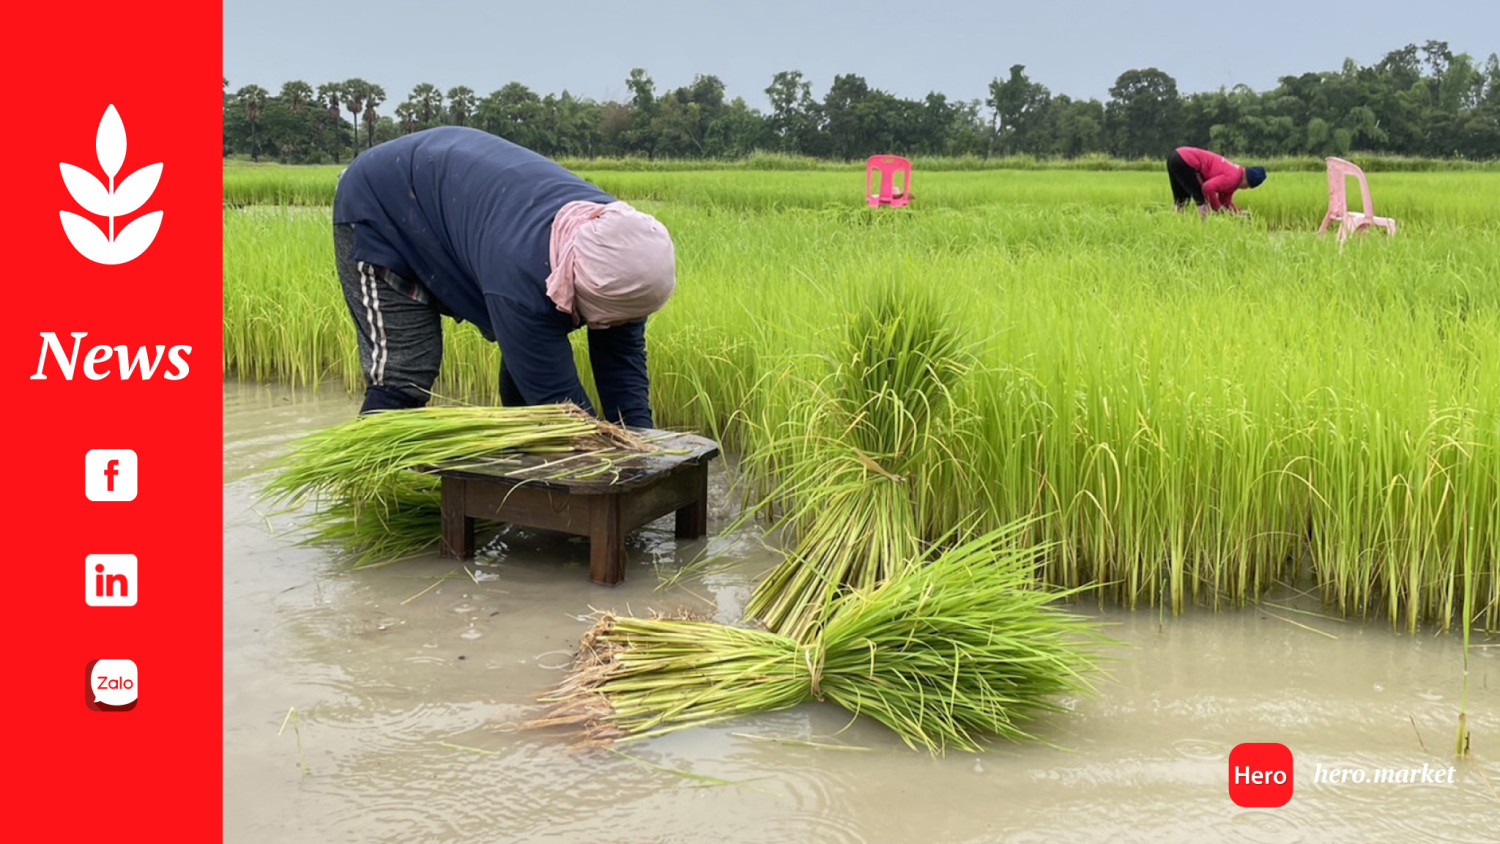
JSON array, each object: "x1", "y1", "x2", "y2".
[{"x1": 59, "y1": 105, "x2": 163, "y2": 265}]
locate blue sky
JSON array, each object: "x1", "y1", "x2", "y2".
[{"x1": 224, "y1": 1, "x2": 1497, "y2": 107}]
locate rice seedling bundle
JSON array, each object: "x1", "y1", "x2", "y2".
[
  {"x1": 533, "y1": 525, "x2": 1108, "y2": 753},
  {"x1": 741, "y1": 287, "x2": 981, "y2": 640},
  {"x1": 264, "y1": 404, "x2": 651, "y2": 564}
]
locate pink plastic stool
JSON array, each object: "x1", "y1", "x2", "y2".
[
  {"x1": 1317, "y1": 157, "x2": 1396, "y2": 244},
  {"x1": 866, "y1": 155, "x2": 912, "y2": 207}
]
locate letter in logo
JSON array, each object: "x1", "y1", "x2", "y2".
[{"x1": 59, "y1": 105, "x2": 163, "y2": 265}]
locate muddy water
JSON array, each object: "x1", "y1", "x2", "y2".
[{"x1": 224, "y1": 381, "x2": 1500, "y2": 843}]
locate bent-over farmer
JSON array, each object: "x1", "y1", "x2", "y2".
[
  {"x1": 1166, "y1": 147, "x2": 1266, "y2": 219},
  {"x1": 333, "y1": 126, "x2": 675, "y2": 427}
]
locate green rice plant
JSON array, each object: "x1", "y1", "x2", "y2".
[
  {"x1": 533, "y1": 523, "x2": 1110, "y2": 753},
  {"x1": 224, "y1": 163, "x2": 343, "y2": 206},
  {"x1": 264, "y1": 404, "x2": 650, "y2": 564}
]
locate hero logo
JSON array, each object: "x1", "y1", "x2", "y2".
[
  {"x1": 29, "y1": 332, "x2": 191, "y2": 381},
  {"x1": 59, "y1": 104, "x2": 163, "y2": 265}
]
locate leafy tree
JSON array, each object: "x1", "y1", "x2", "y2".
[
  {"x1": 1106, "y1": 68, "x2": 1182, "y2": 158},
  {"x1": 765, "y1": 70, "x2": 820, "y2": 155},
  {"x1": 822, "y1": 73, "x2": 872, "y2": 159},
  {"x1": 705, "y1": 96, "x2": 770, "y2": 157},
  {"x1": 650, "y1": 75, "x2": 728, "y2": 157},
  {"x1": 226, "y1": 43, "x2": 1500, "y2": 164},
  {"x1": 913, "y1": 92, "x2": 959, "y2": 156},
  {"x1": 544, "y1": 92, "x2": 603, "y2": 157},
  {"x1": 1049, "y1": 95, "x2": 1106, "y2": 157},
  {"x1": 987, "y1": 65, "x2": 1051, "y2": 155},
  {"x1": 477, "y1": 83, "x2": 539, "y2": 147},
  {"x1": 624, "y1": 68, "x2": 659, "y2": 157}
]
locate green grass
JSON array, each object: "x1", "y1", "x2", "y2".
[{"x1": 224, "y1": 166, "x2": 1500, "y2": 632}]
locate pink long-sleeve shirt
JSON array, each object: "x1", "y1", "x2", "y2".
[{"x1": 1176, "y1": 147, "x2": 1244, "y2": 211}]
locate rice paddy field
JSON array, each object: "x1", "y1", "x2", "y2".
[
  {"x1": 225, "y1": 164, "x2": 1500, "y2": 635},
  {"x1": 223, "y1": 162, "x2": 1500, "y2": 841}
]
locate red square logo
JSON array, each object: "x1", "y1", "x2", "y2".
[{"x1": 1229, "y1": 743, "x2": 1293, "y2": 807}]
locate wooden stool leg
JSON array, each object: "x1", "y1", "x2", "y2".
[
  {"x1": 588, "y1": 494, "x2": 625, "y2": 585},
  {"x1": 439, "y1": 477, "x2": 475, "y2": 559},
  {"x1": 674, "y1": 461, "x2": 709, "y2": 539}
]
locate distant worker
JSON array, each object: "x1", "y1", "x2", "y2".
[
  {"x1": 1166, "y1": 147, "x2": 1266, "y2": 219},
  {"x1": 332, "y1": 127, "x2": 675, "y2": 427}
]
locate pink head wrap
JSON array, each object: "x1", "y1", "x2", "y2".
[{"x1": 545, "y1": 200, "x2": 676, "y2": 328}]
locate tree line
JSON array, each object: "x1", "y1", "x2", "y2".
[{"x1": 223, "y1": 40, "x2": 1500, "y2": 164}]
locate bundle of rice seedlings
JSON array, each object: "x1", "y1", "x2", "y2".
[
  {"x1": 533, "y1": 523, "x2": 1109, "y2": 753},
  {"x1": 264, "y1": 404, "x2": 652, "y2": 564},
  {"x1": 741, "y1": 287, "x2": 978, "y2": 639},
  {"x1": 743, "y1": 439, "x2": 923, "y2": 640}
]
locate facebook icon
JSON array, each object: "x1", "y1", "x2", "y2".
[{"x1": 85, "y1": 449, "x2": 138, "y2": 501}]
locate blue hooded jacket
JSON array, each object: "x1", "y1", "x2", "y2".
[{"x1": 333, "y1": 127, "x2": 653, "y2": 427}]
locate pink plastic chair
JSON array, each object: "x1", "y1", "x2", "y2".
[
  {"x1": 1317, "y1": 157, "x2": 1396, "y2": 244},
  {"x1": 866, "y1": 155, "x2": 912, "y2": 207}
]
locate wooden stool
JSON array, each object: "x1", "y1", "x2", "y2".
[{"x1": 431, "y1": 429, "x2": 719, "y2": 585}]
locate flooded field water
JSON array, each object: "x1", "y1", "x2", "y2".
[{"x1": 223, "y1": 381, "x2": 1500, "y2": 843}]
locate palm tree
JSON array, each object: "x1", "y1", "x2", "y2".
[
  {"x1": 280, "y1": 80, "x2": 314, "y2": 113},
  {"x1": 317, "y1": 82, "x2": 344, "y2": 161},
  {"x1": 222, "y1": 78, "x2": 231, "y2": 157},
  {"x1": 409, "y1": 83, "x2": 443, "y2": 128},
  {"x1": 318, "y1": 83, "x2": 342, "y2": 118},
  {"x1": 342, "y1": 78, "x2": 371, "y2": 150},
  {"x1": 396, "y1": 102, "x2": 417, "y2": 134},
  {"x1": 362, "y1": 84, "x2": 386, "y2": 149},
  {"x1": 235, "y1": 84, "x2": 269, "y2": 161},
  {"x1": 447, "y1": 86, "x2": 476, "y2": 126}
]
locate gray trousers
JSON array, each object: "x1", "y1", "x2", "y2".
[
  {"x1": 334, "y1": 224, "x2": 442, "y2": 412},
  {"x1": 334, "y1": 224, "x2": 526, "y2": 413}
]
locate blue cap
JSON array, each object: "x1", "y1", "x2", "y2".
[{"x1": 1246, "y1": 166, "x2": 1266, "y2": 188}]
